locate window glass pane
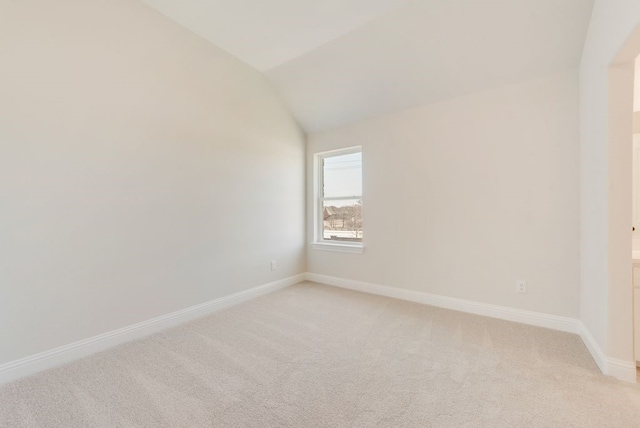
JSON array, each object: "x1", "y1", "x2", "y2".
[
  {"x1": 323, "y1": 152, "x2": 362, "y2": 198},
  {"x1": 322, "y1": 199, "x2": 363, "y2": 242}
]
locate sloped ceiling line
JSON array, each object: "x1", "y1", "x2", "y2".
[{"x1": 141, "y1": 0, "x2": 595, "y2": 132}]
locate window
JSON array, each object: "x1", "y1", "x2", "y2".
[{"x1": 313, "y1": 147, "x2": 363, "y2": 253}]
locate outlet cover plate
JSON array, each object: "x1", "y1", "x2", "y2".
[{"x1": 516, "y1": 280, "x2": 528, "y2": 294}]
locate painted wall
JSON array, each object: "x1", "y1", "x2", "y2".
[
  {"x1": 632, "y1": 60, "x2": 640, "y2": 255},
  {"x1": 580, "y1": 0, "x2": 640, "y2": 363},
  {"x1": 632, "y1": 135, "x2": 640, "y2": 254},
  {"x1": 0, "y1": 0, "x2": 305, "y2": 365},
  {"x1": 307, "y1": 71, "x2": 580, "y2": 318},
  {"x1": 635, "y1": 264, "x2": 640, "y2": 363},
  {"x1": 634, "y1": 56, "x2": 640, "y2": 112}
]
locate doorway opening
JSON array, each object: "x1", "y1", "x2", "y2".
[{"x1": 604, "y1": 23, "x2": 640, "y2": 382}]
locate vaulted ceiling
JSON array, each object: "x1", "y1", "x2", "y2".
[{"x1": 141, "y1": 0, "x2": 594, "y2": 132}]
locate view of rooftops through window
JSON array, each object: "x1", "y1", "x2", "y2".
[{"x1": 322, "y1": 150, "x2": 362, "y2": 243}]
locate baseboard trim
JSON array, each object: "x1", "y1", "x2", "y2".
[
  {"x1": 305, "y1": 273, "x2": 581, "y2": 334},
  {"x1": 580, "y1": 323, "x2": 637, "y2": 383},
  {"x1": 578, "y1": 323, "x2": 607, "y2": 373},
  {"x1": 606, "y1": 358, "x2": 637, "y2": 383},
  {"x1": 305, "y1": 273, "x2": 637, "y2": 383},
  {"x1": 579, "y1": 326, "x2": 637, "y2": 383},
  {"x1": 0, "y1": 274, "x2": 305, "y2": 385},
  {"x1": 3, "y1": 272, "x2": 635, "y2": 385}
]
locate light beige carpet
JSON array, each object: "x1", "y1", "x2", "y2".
[{"x1": 1, "y1": 281, "x2": 640, "y2": 427}]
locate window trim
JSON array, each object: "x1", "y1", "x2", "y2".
[{"x1": 312, "y1": 146, "x2": 364, "y2": 253}]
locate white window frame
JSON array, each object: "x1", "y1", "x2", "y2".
[{"x1": 312, "y1": 146, "x2": 364, "y2": 254}]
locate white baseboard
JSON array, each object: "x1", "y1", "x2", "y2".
[
  {"x1": 579, "y1": 327, "x2": 637, "y2": 383},
  {"x1": 606, "y1": 358, "x2": 637, "y2": 383},
  {"x1": 305, "y1": 273, "x2": 637, "y2": 383},
  {"x1": 3, "y1": 272, "x2": 636, "y2": 386},
  {"x1": 305, "y1": 273, "x2": 581, "y2": 333},
  {"x1": 580, "y1": 323, "x2": 637, "y2": 383},
  {"x1": 578, "y1": 325, "x2": 607, "y2": 374},
  {"x1": 0, "y1": 274, "x2": 305, "y2": 385}
]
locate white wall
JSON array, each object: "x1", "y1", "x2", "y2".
[
  {"x1": 580, "y1": 0, "x2": 640, "y2": 364},
  {"x1": 632, "y1": 135, "x2": 640, "y2": 254},
  {"x1": 634, "y1": 56, "x2": 640, "y2": 112},
  {"x1": 0, "y1": 0, "x2": 305, "y2": 365},
  {"x1": 632, "y1": 59, "x2": 640, "y2": 254},
  {"x1": 307, "y1": 71, "x2": 580, "y2": 318}
]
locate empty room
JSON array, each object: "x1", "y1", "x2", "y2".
[{"x1": 2, "y1": 0, "x2": 640, "y2": 426}]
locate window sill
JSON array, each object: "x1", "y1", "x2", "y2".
[{"x1": 311, "y1": 242, "x2": 364, "y2": 254}]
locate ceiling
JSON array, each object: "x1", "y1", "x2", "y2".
[{"x1": 142, "y1": 0, "x2": 595, "y2": 133}]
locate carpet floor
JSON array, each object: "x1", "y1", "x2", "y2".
[{"x1": 1, "y1": 281, "x2": 640, "y2": 427}]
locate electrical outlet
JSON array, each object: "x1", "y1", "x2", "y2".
[
  {"x1": 516, "y1": 280, "x2": 528, "y2": 294},
  {"x1": 270, "y1": 260, "x2": 277, "y2": 271}
]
